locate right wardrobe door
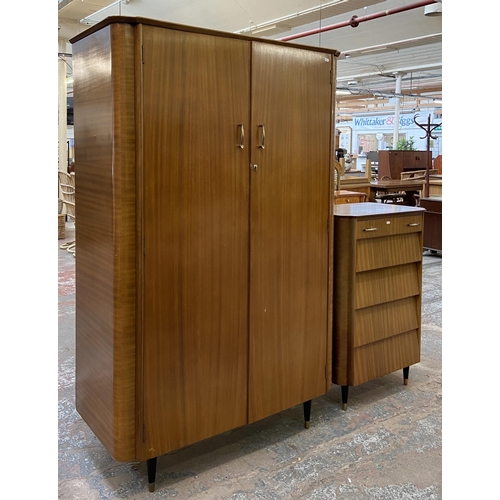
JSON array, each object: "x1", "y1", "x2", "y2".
[{"x1": 248, "y1": 41, "x2": 334, "y2": 423}]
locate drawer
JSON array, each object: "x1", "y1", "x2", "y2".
[
  {"x1": 335, "y1": 195, "x2": 366, "y2": 204},
  {"x1": 351, "y1": 330, "x2": 420, "y2": 386},
  {"x1": 356, "y1": 232, "x2": 422, "y2": 271},
  {"x1": 355, "y1": 263, "x2": 420, "y2": 309},
  {"x1": 354, "y1": 296, "x2": 420, "y2": 347},
  {"x1": 356, "y1": 214, "x2": 423, "y2": 240}
]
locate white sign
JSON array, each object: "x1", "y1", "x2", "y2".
[{"x1": 352, "y1": 114, "x2": 417, "y2": 129}]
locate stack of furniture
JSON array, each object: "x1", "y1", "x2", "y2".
[{"x1": 71, "y1": 16, "x2": 338, "y2": 492}]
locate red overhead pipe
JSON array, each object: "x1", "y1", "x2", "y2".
[{"x1": 279, "y1": 0, "x2": 438, "y2": 42}]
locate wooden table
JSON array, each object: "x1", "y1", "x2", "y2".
[{"x1": 369, "y1": 179, "x2": 424, "y2": 206}]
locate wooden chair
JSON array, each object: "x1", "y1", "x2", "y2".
[{"x1": 58, "y1": 172, "x2": 76, "y2": 256}]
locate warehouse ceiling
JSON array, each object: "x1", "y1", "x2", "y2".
[{"x1": 58, "y1": 0, "x2": 442, "y2": 122}]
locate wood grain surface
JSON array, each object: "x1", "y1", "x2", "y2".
[
  {"x1": 73, "y1": 23, "x2": 137, "y2": 461},
  {"x1": 352, "y1": 330, "x2": 420, "y2": 385},
  {"x1": 248, "y1": 43, "x2": 333, "y2": 423},
  {"x1": 333, "y1": 208, "x2": 423, "y2": 389},
  {"x1": 138, "y1": 26, "x2": 251, "y2": 458},
  {"x1": 73, "y1": 18, "x2": 337, "y2": 463}
]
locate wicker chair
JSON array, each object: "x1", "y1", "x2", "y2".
[{"x1": 58, "y1": 172, "x2": 76, "y2": 256}]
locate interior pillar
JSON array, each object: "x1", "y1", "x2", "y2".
[{"x1": 392, "y1": 72, "x2": 404, "y2": 149}]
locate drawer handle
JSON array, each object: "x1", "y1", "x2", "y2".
[
  {"x1": 407, "y1": 223, "x2": 420, "y2": 227},
  {"x1": 363, "y1": 227, "x2": 378, "y2": 232}
]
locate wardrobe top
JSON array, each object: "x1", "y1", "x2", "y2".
[{"x1": 70, "y1": 15, "x2": 341, "y2": 57}]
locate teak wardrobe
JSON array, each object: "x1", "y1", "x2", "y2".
[{"x1": 70, "y1": 16, "x2": 338, "y2": 491}]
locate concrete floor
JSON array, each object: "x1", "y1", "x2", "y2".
[{"x1": 58, "y1": 220, "x2": 442, "y2": 499}]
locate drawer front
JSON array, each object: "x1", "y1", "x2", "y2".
[
  {"x1": 356, "y1": 214, "x2": 423, "y2": 240},
  {"x1": 335, "y1": 197, "x2": 349, "y2": 205},
  {"x1": 352, "y1": 330, "x2": 420, "y2": 386},
  {"x1": 355, "y1": 263, "x2": 420, "y2": 309},
  {"x1": 354, "y1": 296, "x2": 420, "y2": 348},
  {"x1": 356, "y1": 232, "x2": 422, "y2": 271},
  {"x1": 335, "y1": 195, "x2": 365, "y2": 205}
]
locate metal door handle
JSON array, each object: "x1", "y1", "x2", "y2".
[
  {"x1": 407, "y1": 223, "x2": 420, "y2": 227},
  {"x1": 363, "y1": 227, "x2": 378, "y2": 232},
  {"x1": 258, "y1": 124, "x2": 265, "y2": 149},
  {"x1": 237, "y1": 123, "x2": 244, "y2": 149}
]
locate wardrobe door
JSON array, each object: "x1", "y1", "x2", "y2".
[
  {"x1": 249, "y1": 42, "x2": 334, "y2": 423},
  {"x1": 138, "y1": 26, "x2": 251, "y2": 459}
]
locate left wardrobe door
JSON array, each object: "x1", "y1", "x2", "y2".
[{"x1": 138, "y1": 26, "x2": 251, "y2": 460}]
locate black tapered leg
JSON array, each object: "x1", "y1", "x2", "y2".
[
  {"x1": 341, "y1": 385, "x2": 349, "y2": 411},
  {"x1": 403, "y1": 366, "x2": 410, "y2": 386},
  {"x1": 303, "y1": 400, "x2": 312, "y2": 429},
  {"x1": 147, "y1": 457, "x2": 157, "y2": 493}
]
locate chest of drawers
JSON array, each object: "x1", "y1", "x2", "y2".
[{"x1": 333, "y1": 203, "x2": 425, "y2": 409}]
